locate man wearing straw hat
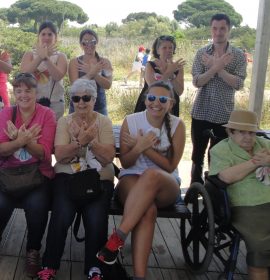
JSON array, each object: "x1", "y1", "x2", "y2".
[{"x1": 209, "y1": 110, "x2": 270, "y2": 280}]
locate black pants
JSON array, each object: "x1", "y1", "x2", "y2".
[
  {"x1": 42, "y1": 174, "x2": 114, "y2": 274},
  {"x1": 0, "y1": 180, "x2": 51, "y2": 251},
  {"x1": 191, "y1": 118, "x2": 228, "y2": 184}
]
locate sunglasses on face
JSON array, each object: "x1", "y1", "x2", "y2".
[
  {"x1": 146, "y1": 94, "x2": 172, "y2": 104},
  {"x1": 81, "y1": 40, "x2": 97, "y2": 47},
  {"x1": 15, "y1": 72, "x2": 36, "y2": 80},
  {"x1": 71, "y1": 95, "x2": 92, "y2": 103}
]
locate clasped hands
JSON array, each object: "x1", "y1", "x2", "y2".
[
  {"x1": 77, "y1": 58, "x2": 111, "y2": 79},
  {"x1": 155, "y1": 58, "x2": 185, "y2": 78},
  {"x1": 69, "y1": 120, "x2": 98, "y2": 147},
  {"x1": 252, "y1": 149, "x2": 270, "y2": 167},
  {"x1": 4, "y1": 120, "x2": 41, "y2": 146},
  {"x1": 36, "y1": 42, "x2": 57, "y2": 61},
  {"x1": 122, "y1": 129, "x2": 159, "y2": 153},
  {"x1": 202, "y1": 52, "x2": 233, "y2": 73}
]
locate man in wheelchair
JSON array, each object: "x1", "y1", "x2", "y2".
[{"x1": 209, "y1": 110, "x2": 270, "y2": 280}]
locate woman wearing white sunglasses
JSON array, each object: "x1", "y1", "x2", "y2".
[{"x1": 97, "y1": 80, "x2": 186, "y2": 280}]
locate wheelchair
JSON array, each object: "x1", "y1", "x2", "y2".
[
  {"x1": 180, "y1": 173, "x2": 242, "y2": 280},
  {"x1": 180, "y1": 129, "x2": 270, "y2": 279}
]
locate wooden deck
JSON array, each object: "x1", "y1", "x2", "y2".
[{"x1": 0, "y1": 208, "x2": 248, "y2": 280}]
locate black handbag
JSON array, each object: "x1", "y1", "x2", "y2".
[
  {"x1": 68, "y1": 168, "x2": 102, "y2": 202},
  {"x1": 0, "y1": 163, "x2": 45, "y2": 197},
  {"x1": 37, "y1": 81, "x2": 55, "y2": 108},
  {"x1": 70, "y1": 168, "x2": 103, "y2": 242}
]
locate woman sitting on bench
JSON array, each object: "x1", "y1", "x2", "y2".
[
  {"x1": 38, "y1": 79, "x2": 115, "y2": 280},
  {"x1": 97, "y1": 80, "x2": 186, "y2": 280},
  {"x1": 209, "y1": 110, "x2": 270, "y2": 280}
]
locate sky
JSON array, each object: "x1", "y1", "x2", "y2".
[{"x1": 0, "y1": 0, "x2": 260, "y2": 28}]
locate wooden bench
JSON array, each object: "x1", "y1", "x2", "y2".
[{"x1": 110, "y1": 125, "x2": 190, "y2": 219}]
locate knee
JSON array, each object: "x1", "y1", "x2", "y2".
[{"x1": 141, "y1": 169, "x2": 163, "y2": 187}]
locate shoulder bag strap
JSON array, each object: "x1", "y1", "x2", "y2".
[
  {"x1": 48, "y1": 81, "x2": 56, "y2": 101},
  {"x1": 12, "y1": 106, "x2": 17, "y2": 124}
]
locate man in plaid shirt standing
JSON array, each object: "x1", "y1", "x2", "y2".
[{"x1": 191, "y1": 13, "x2": 247, "y2": 184}]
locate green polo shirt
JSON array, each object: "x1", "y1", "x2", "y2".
[{"x1": 209, "y1": 137, "x2": 270, "y2": 207}]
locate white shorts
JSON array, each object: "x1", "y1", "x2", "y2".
[{"x1": 132, "y1": 61, "x2": 142, "y2": 72}]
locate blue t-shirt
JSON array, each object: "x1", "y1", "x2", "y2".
[{"x1": 142, "y1": 54, "x2": 150, "y2": 66}]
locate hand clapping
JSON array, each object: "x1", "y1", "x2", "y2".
[{"x1": 36, "y1": 42, "x2": 57, "y2": 61}]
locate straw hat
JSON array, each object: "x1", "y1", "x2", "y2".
[{"x1": 223, "y1": 110, "x2": 258, "y2": 132}]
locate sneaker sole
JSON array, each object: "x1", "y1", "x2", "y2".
[{"x1": 96, "y1": 252, "x2": 117, "y2": 265}]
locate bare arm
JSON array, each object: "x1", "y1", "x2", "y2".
[
  {"x1": 54, "y1": 142, "x2": 80, "y2": 163},
  {"x1": 145, "y1": 59, "x2": 184, "y2": 95},
  {"x1": 0, "y1": 124, "x2": 44, "y2": 159},
  {"x1": 218, "y1": 159, "x2": 257, "y2": 184},
  {"x1": 90, "y1": 140, "x2": 115, "y2": 166},
  {"x1": 21, "y1": 51, "x2": 67, "y2": 81},
  {"x1": 68, "y1": 58, "x2": 80, "y2": 84},
  {"x1": 119, "y1": 119, "x2": 158, "y2": 168},
  {"x1": 0, "y1": 51, "x2": 12, "y2": 73},
  {"x1": 69, "y1": 57, "x2": 112, "y2": 89},
  {"x1": 143, "y1": 120, "x2": 186, "y2": 172}
]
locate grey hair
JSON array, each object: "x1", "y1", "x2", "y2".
[{"x1": 70, "y1": 79, "x2": 97, "y2": 98}]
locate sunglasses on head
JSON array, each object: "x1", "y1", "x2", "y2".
[
  {"x1": 159, "y1": 35, "x2": 175, "y2": 42},
  {"x1": 71, "y1": 95, "x2": 92, "y2": 103},
  {"x1": 15, "y1": 72, "x2": 36, "y2": 80},
  {"x1": 81, "y1": 40, "x2": 97, "y2": 47},
  {"x1": 146, "y1": 94, "x2": 172, "y2": 104}
]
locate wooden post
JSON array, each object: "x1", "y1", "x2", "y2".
[{"x1": 249, "y1": 0, "x2": 270, "y2": 123}]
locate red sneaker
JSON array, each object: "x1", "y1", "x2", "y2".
[{"x1": 96, "y1": 231, "x2": 124, "y2": 265}]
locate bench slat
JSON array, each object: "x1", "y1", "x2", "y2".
[{"x1": 109, "y1": 198, "x2": 190, "y2": 219}]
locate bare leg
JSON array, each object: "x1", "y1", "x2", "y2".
[
  {"x1": 125, "y1": 70, "x2": 139, "y2": 82},
  {"x1": 131, "y1": 203, "x2": 157, "y2": 277},
  {"x1": 248, "y1": 266, "x2": 268, "y2": 280},
  {"x1": 117, "y1": 169, "x2": 179, "y2": 234}
]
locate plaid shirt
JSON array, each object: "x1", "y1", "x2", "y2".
[{"x1": 191, "y1": 43, "x2": 247, "y2": 123}]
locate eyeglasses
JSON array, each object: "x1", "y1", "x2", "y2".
[
  {"x1": 71, "y1": 95, "x2": 92, "y2": 103},
  {"x1": 15, "y1": 72, "x2": 36, "y2": 80},
  {"x1": 146, "y1": 94, "x2": 172, "y2": 104},
  {"x1": 81, "y1": 40, "x2": 97, "y2": 47},
  {"x1": 159, "y1": 35, "x2": 175, "y2": 42}
]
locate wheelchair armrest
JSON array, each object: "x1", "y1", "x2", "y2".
[
  {"x1": 204, "y1": 173, "x2": 231, "y2": 227},
  {"x1": 205, "y1": 172, "x2": 228, "y2": 189}
]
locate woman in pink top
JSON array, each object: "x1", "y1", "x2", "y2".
[
  {"x1": 0, "y1": 73, "x2": 56, "y2": 278},
  {"x1": 0, "y1": 50, "x2": 12, "y2": 107}
]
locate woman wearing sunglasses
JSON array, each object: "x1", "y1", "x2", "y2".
[
  {"x1": 68, "y1": 29, "x2": 113, "y2": 116},
  {"x1": 20, "y1": 21, "x2": 68, "y2": 120},
  {"x1": 134, "y1": 35, "x2": 185, "y2": 117},
  {"x1": 97, "y1": 81, "x2": 186, "y2": 280},
  {"x1": 0, "y1": 72, "x2": 56, "y2": 277},
  {"x1": 38, "y1": 78, "x2": 115, "y2": 280}
]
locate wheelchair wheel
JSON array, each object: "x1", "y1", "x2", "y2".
[{"x1": 181, "y1": 182, "x2": 215, "y2": 273}]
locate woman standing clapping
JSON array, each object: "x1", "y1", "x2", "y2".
[
  {"x1": 68, "y1": 29, "x2": 113, "y2": 115},
  {"x1": 134, "y1": 35, "x2": 185, "y2": 116},
  {"x1": 20, "y1": 21, "x2": 68, "y2": 120}
]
